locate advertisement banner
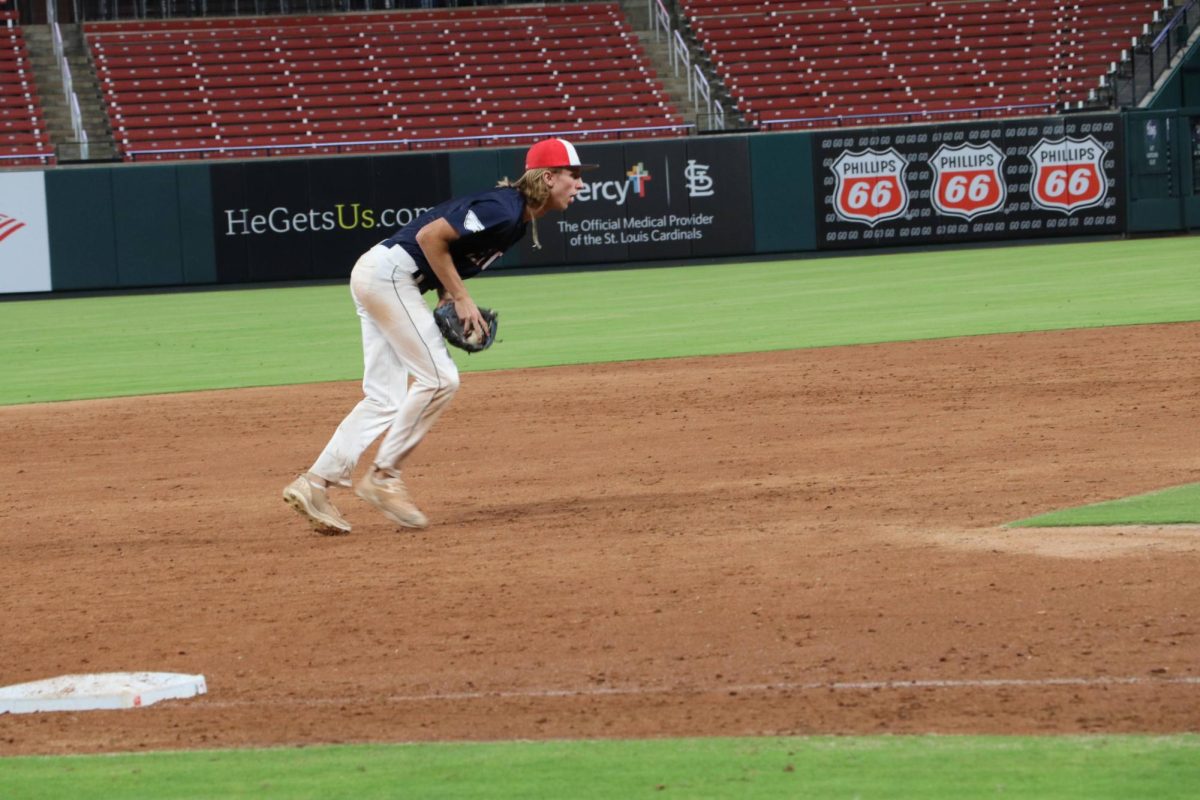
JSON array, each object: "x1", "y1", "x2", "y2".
[
  {"x1": 207, "y1": 139, "x2": 756, "y2": 281},
  {"x1": 522, "y1": 136, "x2": 755, "y2": 266},
  {"x1": 815, "y1": 115, "x2": 1125, "y2": 250},
  {"x1": 0, "y1": 170, "x2": 52, "y2": 294},
  {"x1": 685, "y1": 136, "x2": 756, "y2": 258},
  {"x1": 210, "y1": 153, "x2": 451, "y2": 283}
]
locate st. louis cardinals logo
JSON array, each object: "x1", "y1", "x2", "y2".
[
  {"x1": 830, "y1": 148, "x2": 909, "y2": 226},
  {"x1": 1027, "y1": 135, "x2": 1108, "y2": 214},
  {"x1": 0, "y1": 212, "x2": 27, "y2": 243},
  {"x1": 929, "y1": 142, "x2": 1006, "y2": 220}
]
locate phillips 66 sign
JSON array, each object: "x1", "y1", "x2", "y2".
[
  {"x1": 815, "y1": 114, "x2": 1123, "y2": 249},
  {"x1": 1027, "y1": 135, "x2": 1108, "y2": 214},
  {"x1": 830, "y1": 148, "x2": 909, "y2": 226},
  {"x1": 929, "y1": 141, "x2": 1006, "y2": 220}
]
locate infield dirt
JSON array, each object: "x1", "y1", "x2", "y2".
[{"x1": 2, "y1": 322, "x2": 1198, "y2": 754}]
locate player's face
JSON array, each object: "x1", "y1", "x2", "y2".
[{"x1": 546, "y1": 168, "x2": 584, "y2": 211}]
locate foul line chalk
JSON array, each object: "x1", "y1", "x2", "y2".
[{"x1": 196, "y1": 674, "x2": 1199, "y2": 709}]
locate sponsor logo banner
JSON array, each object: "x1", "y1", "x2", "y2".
[
  {"x1": 207, "y1": 141, "x2": 755, "y2": 278},
  {"x1": 929, "y1": 141, "x2": 1007, "y2": 220},
  {"x1": 815, "y1": 115, "x2": 1124, "y2": 249},
  {"x1": 209, "y1": 155, "x2": 450, "y2": 282},
  {"x1": 1027, "y1": 135, "x2": 1108, "y2": 213},
  {"x1": 0, "y1": 171, "x2": 52, "y2": 294},
  {"x1": 830, "y1": 148, "x2": 909, "y2": 226},
  {"x1": 519, "y1": 137, "x2": 755, "y2": 266}
]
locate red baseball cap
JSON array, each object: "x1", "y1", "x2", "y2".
[{"x1": 525, "y1": 137, "x2": 599, "y2": 171}]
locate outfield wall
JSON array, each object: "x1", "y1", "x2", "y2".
[{"x1": 1, "y1": 110, "x2": 1197, "y2": 295}]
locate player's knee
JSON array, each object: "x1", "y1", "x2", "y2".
[
  {"x1": 436, "y1": 371, "x2": 461, "y2": 398},
  {"x1": 413, "y1": 369, "x2": 459, "y2": 401},
  {"x1": 361, "y1": 394, "x2": 398, "y2": 417}
]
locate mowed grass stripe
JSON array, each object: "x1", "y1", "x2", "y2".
[
  {"x1": 0, "y1": 236, "x2": 1195, "y2": 405},
  {"x1": 3, "y1": 734, "x2": 1199, "y2": 800}
]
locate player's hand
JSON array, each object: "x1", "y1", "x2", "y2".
[{"x1": 453, "y1": 296, "x2": 488, "y2": 337}]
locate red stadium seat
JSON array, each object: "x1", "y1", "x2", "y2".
[
  {"x1": 0, "y1": 22, "x2": 54, "y2": 168},
  {"x1": 86, "y1": 2, "x2": 683, "y2": 161},
  {"x1": 683, "y1": 0, "x2": 1161, "y2": 130}
]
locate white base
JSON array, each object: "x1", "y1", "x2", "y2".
[{"x1": 0, "y1": 672, "x2": 207, "y2": 714}]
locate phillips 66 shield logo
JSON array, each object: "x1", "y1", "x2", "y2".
[
  {"x1": 830, "y1": 148, "x2": 909, "y2": 226},
  {"x1": 1027, "y1": 135, "x2": 1108, "y2": 214},
  {"x1": 929, "y1": 142, "x2": 1006, "y2": 220}
]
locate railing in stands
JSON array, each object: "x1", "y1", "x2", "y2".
[
  {"x1": 652, "y1": 0, "x2": 724, "y2": 132},
  {"x1": 689, "y1": 62, "x2": 725, "y2": 131},
  {"x1": 70, "y1": 0, "x2": 612, "y2": 23},
  {"x1": 70, "y1": 93, "x2": 87, "y2": 155},
  {"x1": 0, "y1": 153, "x2": 52, "y2": 164},
  {"x1": 651, "y1": 0, "x2": 669, "y2": 42},
  {"x1": 1141, "y1": 0, "x2": 1199, "y2": 105},
  {"x1": 672, "y1": 28, "x2": 689, "y2": 83},
  {"x1": 49, "y1": 0, "x2": 89, "y2": 160},
  {"x1": 757, "y1": 102, "x2": 1060, "y2": 132},
  {"x1": 122, "y1": 122, "x2": 695, "y2": 161},
  {"x1": 692, "y1": 63, "x2": 710, "y2": 115},
  {"x1": 1106, "y1": 0, "x2": 1199, "y2": 108}
]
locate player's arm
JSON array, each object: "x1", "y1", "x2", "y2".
[{"x1": 415, "y1": 217, "x2": 488, "y2": 335}]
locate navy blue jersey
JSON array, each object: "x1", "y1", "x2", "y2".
[{"x1": 382, "y1": 186, "x2": 528, "y2": 293}]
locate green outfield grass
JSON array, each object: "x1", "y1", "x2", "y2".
[
  {"x1": 0, "y1": 237, "x2": 1195, "y2": 405},
  {"x1": 4, "y1": 735, "x2": 1199, "y2": 800},
  {"x1": 3, "y1": 235, "x2": 1198, "y2": 797}
]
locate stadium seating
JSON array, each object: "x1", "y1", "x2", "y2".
[
  {"x1": 85, "y1": 3, "x2": 686, "y2": 161},
  {"x1": 682, "y1": 0, "x2": 1162, "y2": 130},
  {"x1": 1, "y1": 0, "x2": 55, "y2": 168}
]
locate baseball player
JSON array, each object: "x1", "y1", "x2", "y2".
[{"x1": 284, "y1": 137, "x2": 597, "y2": 534}]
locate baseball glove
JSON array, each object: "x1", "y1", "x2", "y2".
[{"x1": 434, "y1": 303, "x2": 499, "y2": 353}]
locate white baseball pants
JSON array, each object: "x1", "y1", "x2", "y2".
[{"x1": 310, "y1": 243, "x2": 460, "y2": 487}]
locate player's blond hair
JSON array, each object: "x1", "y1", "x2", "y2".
[
  {"x1": 497, "y1": 168, "x2": 553, "y2": 207},
  {"x1": 497, "y1": 168, "x2": 555, "y2": 248}
]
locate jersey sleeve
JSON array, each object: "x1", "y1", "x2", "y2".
[{"x1": 444, "y1": 194, "x2": 515, "y2": 238}]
